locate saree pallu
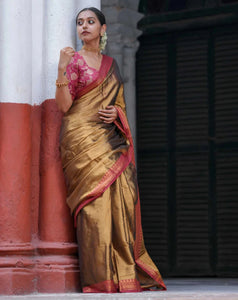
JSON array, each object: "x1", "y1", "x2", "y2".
[{"x1": 60, "y1": 56, "x2": 166, "y2": 293}]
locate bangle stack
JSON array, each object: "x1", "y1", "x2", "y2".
[{"x1": 55, "y1": 79, "x2": 69, "y2": 88}]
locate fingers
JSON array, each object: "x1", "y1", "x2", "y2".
[
  {"x1": 63, "y1": 47, "x2": 74, "y2": 50},
  {"x1": 99, "y1": 106, "x2": 116, "y2": 114},
  {"x1": 59, "y1": 47, "x2": 75, "y2": 70},
  {"x1": 98, "y1": 106, "x2": 116, "y2": 114},
  {"x1": 98, "y1": 106, "x2": 118, "y2": 123},
  {"x1": 99, "y1": 111, "x2": 114, "y2": 116},
  {"x1": 61, "y1": 47, "x2": 75, "y2": 56},
  {"x1": 62, "y1": 47, "x2": 75, "y2": 52},
  {"x1": 99, "y1": 116, "x2": 115, "y2": 124}
]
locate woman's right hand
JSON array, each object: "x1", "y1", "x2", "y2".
[{"x1": 58, "y1": 47, "x2": 75, "y2": 70}]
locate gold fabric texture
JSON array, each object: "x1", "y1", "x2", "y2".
[{"x1": 60, "y1": 58, "x2": 166, "y2": 293}]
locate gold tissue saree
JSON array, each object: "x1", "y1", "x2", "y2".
[{"x1": 60, "y1": 55, "x2": 166, "y2": 293}]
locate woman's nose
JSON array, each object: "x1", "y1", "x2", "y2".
[{"x1": 82, "y1": 21, "x2": 87, "y2": 28}]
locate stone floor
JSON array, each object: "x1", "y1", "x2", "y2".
[{"x1": 1, "y1": 278, "x2": 238, "y2": 299}]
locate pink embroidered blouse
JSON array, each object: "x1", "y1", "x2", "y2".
[{"x1": 66, "y1": 52, "x2": 100, "y2": 100}]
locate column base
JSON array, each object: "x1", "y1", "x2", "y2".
[
  {"x1": 0, "y1": 254, "x2": 35, "y2": 295},
  {"x1": 0, "y1": 242, "x2": 80, "y2": 294},
  {"x1": 36, "y1": 255, "x2": 80, "y2": 293},
  {"x1": 36, "y1": 241, "x2": 80, "y2": 293}
]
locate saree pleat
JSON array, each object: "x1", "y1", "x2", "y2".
[{"x1": 60, "y1": 57, "x2": 166, "y2": 293}]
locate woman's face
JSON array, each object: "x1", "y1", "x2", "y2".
[{"x1": 76, "y1": 10, "x2": 105, "y2": 45}]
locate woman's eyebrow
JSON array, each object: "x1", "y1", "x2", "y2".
[{"x1": 77, "y1": 17, "x2": 96, "y2": 21}]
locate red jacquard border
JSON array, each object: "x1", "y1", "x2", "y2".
[
  {"x1": 83, "y1": 278, "x2": 142, "y2": 293},
  {"x1": 83, "y1": 280, "x2": 118, "y2": 293},
  {"x1": 115, "y1": 107, "x2": 167, "y2": 291}
]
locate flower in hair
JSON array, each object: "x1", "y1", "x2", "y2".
[{"x1": 100, "y1": 32, "x2": 107, "y2": 51}]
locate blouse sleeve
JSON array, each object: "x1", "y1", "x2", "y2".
[{"x1": 66, "y1": 58, "x2": 79, "y2": 100}]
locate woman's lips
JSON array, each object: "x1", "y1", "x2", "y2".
[{"x1": 82, "y1": 31, "x2": 90, "y2": 35}]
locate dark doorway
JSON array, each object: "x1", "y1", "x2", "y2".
[{"x1": 136, "y1": 14, "x2": 238, "y2": 276}]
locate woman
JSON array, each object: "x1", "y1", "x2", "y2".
[{"x1": 55, "y1": 7, "x2": 166, "y2": 293}]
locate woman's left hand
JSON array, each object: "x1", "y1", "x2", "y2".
[{"x1": 98, "y1": 106, "x2": 118, "y2": 123}]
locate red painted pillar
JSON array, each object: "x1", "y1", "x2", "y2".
[
  {"x1": 0, "y1": 103, "x2": 35, "y2": 295},
  {"x1": 36, "y1": 99, "x2": 80, "y2": 293}
]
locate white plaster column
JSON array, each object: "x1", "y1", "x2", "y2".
[
  {"x1": 32, "y1": 0, "x2": 44, "y2": 104},
  {"x1": 40, "y1": 0, "x2": 77, "y2": 103},
  {"x1": 0, "y1": 0, "x2": 81, "y2": 105},
  {"x1": 0, "y1": 0, "x2": 32, "y2": 104}
]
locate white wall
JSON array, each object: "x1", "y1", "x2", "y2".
[
  {"x1": 0, "y1": 0, "x2": 100, "y2": 105},
  {"x1": 0, "y1": 0, "x2": 32, "y2": 104}
]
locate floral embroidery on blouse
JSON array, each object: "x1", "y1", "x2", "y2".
[{"x1": 66, "y1": 52, "x2": 99, "y2": 100}]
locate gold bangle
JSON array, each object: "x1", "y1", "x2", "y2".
[{"x1": 55, "y1": 79, "x2": 69, "y2": 87}]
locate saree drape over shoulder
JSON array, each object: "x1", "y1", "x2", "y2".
[{"x1": 60, "y1": 54, "x2": 166, "y2": 293}]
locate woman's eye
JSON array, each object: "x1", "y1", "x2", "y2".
[
  {"x1": 88, "y1": 20, "x2": 94, "y2": 24},
  {"x1": 77, "y1": 21, "x2": 83, "y2": 26}
]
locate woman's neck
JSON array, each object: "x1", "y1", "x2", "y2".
[{"x1": 82, "y1": 45, "x2": 100, "y2": 54}]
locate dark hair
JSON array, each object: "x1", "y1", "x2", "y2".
[{"x1": 75, "y1": 7, "x2": 106, "y2": 26}]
